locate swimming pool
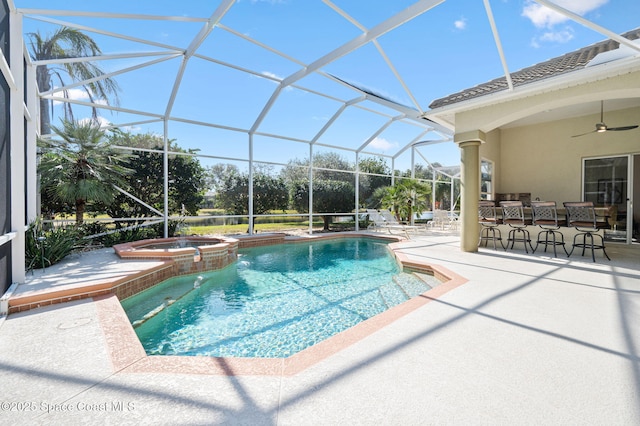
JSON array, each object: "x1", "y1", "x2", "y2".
[{"x1": 121, "y1": 237, "x2": 440, "y2": 358}]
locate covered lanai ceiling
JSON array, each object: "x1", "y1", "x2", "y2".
[{"x1": 11, "y1": 0, "x2": 640, "y2": 169}]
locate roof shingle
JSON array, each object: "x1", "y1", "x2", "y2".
[{"x1": 428, "y1": 28, "x2": 640, "y2": 109}]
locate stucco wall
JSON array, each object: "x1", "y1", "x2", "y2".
[
  {"x1": 634, "y1": 155, "x2": 640, "y2": 233},
  {"x1": 480, "y1": 106, "x2": 640, "y2": 204},
  {"x1": 479, "y1": 129, "x2": 501, "y2": 193},
  {"x1": 451, "y1": 68, "x2": 640, "y2": 249},
  {"x1": 454, "y1": 71, "x2": 640, "y2": 134}
]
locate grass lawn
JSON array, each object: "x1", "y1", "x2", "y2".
[
  {"x1": 187, "y1": 221, "x2": 325, "y2": 235},
  {"x1": 52, "y1": 210, "x2": 366, "y2": 236}
]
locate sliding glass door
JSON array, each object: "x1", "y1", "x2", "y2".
[{"x1": 583, "y1": 155, "x2": 635, "y2": 243}]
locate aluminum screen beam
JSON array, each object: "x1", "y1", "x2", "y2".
[
  {"x1": 24, "y1": 15, "x2": 184, "y2": 51},
  {"x1": 165, "y1": 1, "x2": 235, "y2": 117},
  {"x1": 356, "y1": 115, "x2": 404, "y2": 153},
  {"x1": 283, "y1": 0, "x2": 445, "y2": 88},
  {"x1": 17, "y1": 9, "x2": 208, "y2": 22},
  {"x1": 41, "y1": 54, "x2": 180, "y2": 97},
  {"x1": 532, "y1": 0, "x2": 640, "y2": 53},
  {"x1": 483, "y1": 0, "x2": 513, "y2": 91},
  {"x1": 324, "y1": 0, "x2": 424, "y2": 113},
  {"x1": 249, "y1": 0, "x2": 444, "y2": 134}
]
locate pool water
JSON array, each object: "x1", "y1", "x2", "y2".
[
  {"x1": 137, "y1": 241, "x2": 203, "y2": 250},
  {"x1": 121, "y1": 238, "x2": 439, "y2": 358}
]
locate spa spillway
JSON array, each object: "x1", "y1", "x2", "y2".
[{"x1": 113, "y1": 236, "x2": 239, "y2": 275}]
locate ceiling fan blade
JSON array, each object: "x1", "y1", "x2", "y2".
[
  {"x1": 572, "y1": 129, "x2": 597, "y2": 138},
  {"x1": 606, "y1": 125, "x2": 639, "y2": 131},
  {"x1": 573, "y1": 101, "x2": 638, "y2": 136}
]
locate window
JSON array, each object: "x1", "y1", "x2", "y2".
[
  {"x1": 480, "y1": 159, "x2": 493, "y2": 200},
  {"x1": 583, "y1": 156, "x2": 629, "y2": 242}
]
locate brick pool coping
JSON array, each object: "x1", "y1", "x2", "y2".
[
  {"x1": 94, "y1": 233, "x2": 469, "y2": 376},
  {"x1": 9, "y1": 233, "x2": 291, "y2": 313},
  {"x1": 8, "y1": 261, "x2": 174, "y2": 314},
  {"x1": 113, "y1": 236, "x2": 240, "y2": 276}
]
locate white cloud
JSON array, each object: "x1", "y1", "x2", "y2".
[
  {"x1": 523, "y1": 0, "x2": 604, "y2": 47},
  {"x1": 49, "y1": 87, "x2": 116, "y2": 129},
  {"x1": 522, "y1": 0, "x2": 608, "y2": 29},
  {"x1": 52, "y1": 88, "x2": 109, "y2": 105},
  {"x1": 261, "y1": 71, "x2": 282, "y2": 82},
  {"x1": 454, "y1": 17, "x2": 467, "y2": 30},
  {"x1": 67, "y1": 88, "x2": 91, "y2": 101},
  {"x1": 52, "y1": 87, "x2": 89, "y2": 105},
  {"x1": 259, "y1": 70, "x2": 293, "y2": 91},
  {"x1": 369, "y1": 137, "x2": 398, "y2": 152},
  {"x1": 539, "y1": 27, "x2": 574, "y2": 43},
  {"x1": 77, "y1": 116, "x2": 112, "y2": 129}
]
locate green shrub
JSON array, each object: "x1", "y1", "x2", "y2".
[
  {"x1": 327, "y1": 217, "x2": 370, "y2": 232},
  {"x1": 25, "y1": 219, "x2": 82, "y2": 271},
  {"x1": 98, "y1": 226, "x2": 158, "y2": 247},
  {"x1": 78, "y1": 221, "x2": 108, "y2": 238}
]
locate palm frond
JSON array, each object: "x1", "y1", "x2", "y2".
[
  {"x1": 39, "y1": 120, "x2": 134, "y2": 222},
  {"x1": 27, "y1": 26, "x2": 121, "y2": 134}
]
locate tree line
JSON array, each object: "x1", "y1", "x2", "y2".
[{"x1": 39, "y1": 119, "x2": 458, "y2": 232}]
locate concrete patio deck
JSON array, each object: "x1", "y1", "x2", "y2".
[{"x1": 1, "y1": 231, "x2": 639, "y2": 425}]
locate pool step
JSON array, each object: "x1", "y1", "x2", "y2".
[
  {"x1": 377, "y1": 273, "x2": 432, "y2": 309},
  {"x1": 413, "y1": 272, "x2": 439, "y2": 289},
  {"x1": 393, "y1": 273, "x2": 433, "y2": 299},
  {"x1": 393, "y1": 276, "x2": 411, "y2": 298},
  {"x1": 378, "y1": 280, "x2": 410, "y2": 308},
  {"x1": 377, "y1": 288, "x2": 392, "y2": 309}
]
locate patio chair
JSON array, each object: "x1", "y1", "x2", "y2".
[
  {"x1": 531, "y1": 201, "x2": 568, "y2": 257},
  {"x1": 563, "y1": 201, "x2": 611, "y2": 262},
  {"x1": 366, "y1": 209, "x2": 388, "y2": 232},
  {"x1": 448, "y1": 211, "x2": 460, "y2": 230},
  {"x1": 428, "y1": 209, "x2": 456, "y2": 230},
  {"x1": 500, "y1": 200, "x2": 534, "y2": 253},
  {"x1": 478, "y1": 200, "x2": 503, "y2": 250},
  {"x1": 378, "y1": 209, "x2": 423, "y2": 238}
]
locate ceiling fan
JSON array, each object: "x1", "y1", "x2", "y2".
[{"x1": 572, "y1": 100, "x2": 639, "y2": 137}]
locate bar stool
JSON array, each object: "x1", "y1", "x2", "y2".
[
  {"x1": 500, "y1": 200, "x2": 534, "y2": 253},
  {"x1": 563, "y1": 201, "x2": 610, "y2": 262},
  {"x1": 531, "y1": 201, "x2": 568, "y2": 257},
  {"x1": 478, "y1": 200, "x2": 503, "y2": 249}
]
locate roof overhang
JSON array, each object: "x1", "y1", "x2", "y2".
[{"x1": 423, "y1": 54, "x2": 640, "y2": 132}]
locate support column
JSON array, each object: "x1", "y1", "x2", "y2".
[
  {"x1": 25, "y1": 63, "x2": 38, "y2": 222},
  {"x1": 308, "y1": 144, "x2": 314, "y2": 235},
  {"x1": 248, "y1": 133, "x2": 254, "y2": 235},
  {"x1": 455, "y1": 131, "x2": 485, "y2": 252},
  {"x1": 10, "y1": 12, "x2": 26, "y2": 284},
  {"x1": 163, "y1": 119, "x2": 169, "y2": 238},
  {"x1": 355, "y1": 152, "x2": 359, "y2": 231}
]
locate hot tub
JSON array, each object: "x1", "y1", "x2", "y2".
[{"x1": 113, "y1": 236, "x2": 239, "y2": 275}]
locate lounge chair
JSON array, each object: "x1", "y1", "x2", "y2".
[
  {"x1": 427, "y1": 209, "x2": 459, "y2": 230},
  {"x1": 374, "y1": 209, "x2": 423, "y2": 238},
  {"x1": 366, "y1": 209, "x2": 389, "y2": 232}
]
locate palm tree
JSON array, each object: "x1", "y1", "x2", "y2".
[
  {"x1": 28, "y1": 27, "x2": 120, "y2": 135},
  {"x1": 39, "y1": 120, "x2": 133, "y2": 224},
  {"x1": 380, "y1": 179, "x2": 430, "y2": 224}
]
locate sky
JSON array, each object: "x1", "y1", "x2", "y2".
[{"x1": 13, "y1": 0, "x2": 640, "y2": 173}]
